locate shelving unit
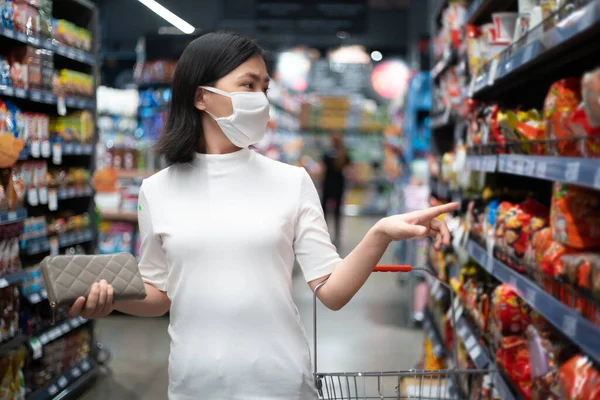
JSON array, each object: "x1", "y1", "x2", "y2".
[
  {"x1": 429, "y1": 0, "x2": 600, "y2": 397},
  {"x1": 0, "y1": 0, "x2": 101, "y2": 396},
  {"x1": 466, "y1": 239, "x2": 600, "y2": 365}
]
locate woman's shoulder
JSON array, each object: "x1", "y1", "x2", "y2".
[
  {"x1": 253, "y1": 152, "x2": 306, "y2": 180},
  {"x1": 138, "y1": 164, "x2": 184, "y2": 194}
]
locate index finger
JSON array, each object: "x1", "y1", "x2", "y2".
[{"x1": 414, "y1": 202, "x2": 459, "y2": 222}]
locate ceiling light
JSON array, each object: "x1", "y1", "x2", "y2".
[
  {"x1": 371, "y1": 51, "x2": 383, "y2": 62},
  {"x1": 137, "y1": 0, "x2": 195, "y2": 34}
]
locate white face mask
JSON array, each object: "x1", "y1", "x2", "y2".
[{"x1": 201, "y1": 86, "x2": 270, "y2": 148}]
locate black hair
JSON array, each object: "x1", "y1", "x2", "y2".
[{"x1": 154, "y1": 32, "x2": 265, "y2": 164}]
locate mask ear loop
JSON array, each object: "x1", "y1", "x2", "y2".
[{"x1": 199, "y1": 86, "x2": 233, "y2": 120}]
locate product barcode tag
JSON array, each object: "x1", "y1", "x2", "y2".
[
  {"x1": 29, "y1": 337, "x2": 43, "y2": 360},
  {"x1": 58, "y1": 376, "x2": 68, "y2": 388},
  {"x1": 57, "y1": 96, "x2": 67, "y2": 116},
  {"x1": 30, "y1": 139, "x2": 41, "y2": 158},
  {"x1": 565, "y1": 162, "x2": 580, "y2": 182},
  {"x1": 52, "y1": 143, "x2": 62, "y2": 165},
  {"x1": 27, "y1": 187, "x2": 39, "y2": 206},
  {"x1": 535, "y1": 161, "x2": 547, "y2": 178},
  {"x1": 38, "y1": 186, "x2": 48, "y2": 205},
  {"x1": 594, "y1": 169, "x2": 600, "y2": 189},
  {"x1": 562, "y1": 315, "x2": 578, "y2": 338},
  {"x1": 41, "y1": 140, "x2": 51, "y2": 158},
  {"x1": 48, "y1": 189, "x2": 58, "y2": 211},
  {"x1": 488, "y1": 57, "x2": 500, "y2": 85},
  {"x1": 49, "y1": 236, "x2": 59, "y2": 256}
]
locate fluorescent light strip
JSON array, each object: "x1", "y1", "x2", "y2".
[{"x1": 137, "y1": 0, "x2": 195, "y2": 34}]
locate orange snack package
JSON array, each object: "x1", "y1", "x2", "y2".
[
  {"x1": 559, "y1": 355, "x2": 600, "y2": 400},
  {"x1": 544, "y1": 78, "x2": 582, "y2": 156},
  {"x1": 551, "y1": 183, "x2": 600, "y2": 250}
]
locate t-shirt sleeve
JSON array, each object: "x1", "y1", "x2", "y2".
[
  {"x1": 138, "y1": 183, "x2": 169, "y2": 291},
  {"x1": 294, "y1": 169, "x2": 342, "y2": 282}
]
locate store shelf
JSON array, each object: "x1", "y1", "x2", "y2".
[
  {"x1": 32, "y1": 317, "x2": 88, "y2": 347},
  {"x1": 466, "y1": 0, "x2": 517, "y2": 24},
  {"x1": 466, "y1": 154, "x2": 600, "y2": 189},
  {"x1": 467, "y1": 239, "x2": 600, "y2": 365},
  {"x1": 423, "y1": 308, "x2": 447, "y2": 359},
  {"x1": 431, "y1": 50, "x2": 457, "y2": 80},
  {"x1": 23, "y1": 229, "x2": 95, "y2": 256},
  {"x1": 0, "y1": 86, "x2": 95, "y2": 110},
  {"x1": 0, "y1": 334, "x2": 28, "y2": 357},
  {"x1": 56, "y1": 185, "x2": 94, "y2": 200},
  {"x1": 116, "y1": 169, "x2": 156, "y2": 179},
  {"x1": 472, "y1": 0, "x2": 600, "y2": 97},
  {"x1": 0, "y1": 26, "x2": 95, "y2": 65},
  {"x1": 430, "y1": 107, "x2": 453, "y2": 130},
  {"x1": 99, "y1": 210, "x2": 138, "y2": 222},
  {"x1": 0, "y1": 270, "x2": 28, "y2": 289},
  {"x1": 28, "y1": 358, "x2": 97, "y2": 400},
  {"x1": 0, "y1": 208, "x2": 27, "y2": 225},
  {"x1": 448, "y1": 301, "x2": 517, "y2": 400},
  {"x1": 25, "y1": 289, "x2": 48, "y2": 305},
  {"x1": 465, "y1": 155, "x2": 498, "y2": 173},
  {"x1": 61, "y1": 143, "x2": 94, "y2": 156}
]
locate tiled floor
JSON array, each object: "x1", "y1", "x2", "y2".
[{"x1": 80, "y1": 216, "x2": 423, "y2": 399}]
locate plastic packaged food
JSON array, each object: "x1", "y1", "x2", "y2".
[
  {"x1": 492, "y1": 283, "x2": 530, "y2": 335},
  {"x1": 560, "y1": 254, "x2": 600, "y2": 299},
  {"x1": 559, "y1": 355, "x2": 600, "y2": 399},
  {"x1": 551, "y1": 183, "x2": 600, "y2": 250},
  {"x1": 543, "y1": 78, "x2": 582, "y2": 156}
]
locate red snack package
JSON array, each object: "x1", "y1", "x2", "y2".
[
  {"x1": 492, "y1": 283, "x2": 530, "y2": 335},
  {"x1": 504, "y1": 199, "x2": 548, "y2": 270},
  {"x1": 559, "y1": 355, "x2": 600, "y2": 399},
  {"x1": 495, "y1": 201, "x2": 515, "y2": 255},
  {"x1": 551, "y1": 183, "x2": 600, "y2": 250},
  {"x1": 544, "y1": 78, "x2": 583, "y2": 156}
]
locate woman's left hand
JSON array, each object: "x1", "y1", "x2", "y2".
[{"x1": 375, "y1": 202, "x2": 459, "y2": 249}]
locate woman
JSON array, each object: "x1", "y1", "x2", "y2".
[
  {"x1": 70, "y1": 32, "x2": 457, "y2": 400},
  {"x1": 321, "y1": 132, "x2": 350, "y2": 242}
]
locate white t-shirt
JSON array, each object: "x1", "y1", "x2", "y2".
[{"x1": 137, "y1": 148, "x2": 341, "y2": 400}]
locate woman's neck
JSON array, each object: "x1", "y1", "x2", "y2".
[{"x1": 199, "y1": 114, "x2": 241, "y2": 155}]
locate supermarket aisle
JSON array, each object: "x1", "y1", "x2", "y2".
[{"x1": 81, "y1": 216, "x2": 422, "y2": 399}]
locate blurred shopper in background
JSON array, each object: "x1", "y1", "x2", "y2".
[{"x1": 321, "y1": 132, "x2": 351, "y2": 242}]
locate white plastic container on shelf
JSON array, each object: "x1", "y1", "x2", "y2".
[{"x1": 492, "y1": 12, "x2": 519, "y2": 44}]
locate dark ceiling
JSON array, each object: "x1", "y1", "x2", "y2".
[{"x1": 95, "y1": 0, "x2": 430, "y2": 62}]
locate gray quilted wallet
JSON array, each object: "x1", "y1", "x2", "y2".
[{"x1": 41, "y1": 253, "x2": 147, "y2": 308}]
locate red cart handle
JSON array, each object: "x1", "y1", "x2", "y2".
[{"x1": 373, "y1": 265, "x2": 412, "y2": 272}]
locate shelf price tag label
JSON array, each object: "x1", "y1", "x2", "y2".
[
  {"x1": 594, "y1": 168, "x2": 600, "y2": 189},
  {"x1": 535, "y1": 161, "x2": 547, "y2": 178},
  {"x1": 0, "y1": 278, "x2": 8, "y2": 288},
  {"x1": 562, "y1": 315, "x2": 578, "y2": 339},
  {"x1": 525, "y1": 287, "x2": 537, "y2": 305},
  {"x1": 485, "y1": 256, "x2": 494, "y2": 273},
  {"x1": 30, "y1": 139, "x2": 41, "y2": 158},
  {"x1": 464, "y1": 335, "x2": 477, "y2": 350},
  {"x1": 29, "y1": 337, "x2": 43, "y2": 360},
  {"x1": 71, "y1": 367, "x2": 81, "y2": 378},
  {"x1": 523, "y1": 159, "x2": 535, "y2": 175},
  {"x1": 81, "y1": 360, "x2": 91, "y2": 371},
  {"x1": 48, "y1": 385, "x2": 58, "y2": 396},
  {"x1": 488, "y1": 57, "x2": 500, "y2": 86},
  {"x1": 58, "y1": 376, "x2": 68, "y2": 388},
  {"x1": 565, "y1": 162, "x2": 580, "y2": 182}
]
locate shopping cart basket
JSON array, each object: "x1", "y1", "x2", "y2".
[{"x1": 312, "y1": 265, "x2": 491, "y2": 400}]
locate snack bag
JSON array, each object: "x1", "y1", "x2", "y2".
[
  {"x1": 492, "y1": 283, "x2": 530, "y2": 335},
  {"x1": 504, "y1": 199, "x2": 548, "y2": 269},
  {"x1": 551, "y1": 183, "x2": 600, "y2": 250},
  {"x1": 494, "y1": 201, "x2": 515, "y2": 254},
  {"x1": 580, "y1": 68, "x2": 600, "y2": 156},
  {"x1": 544, "y1": 78, "x2": 582, "y2": 156},
  {"x1": 559, "y1": 355, "x2": 600, "y2": 399}
]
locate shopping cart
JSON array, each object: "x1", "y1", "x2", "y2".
[{"x1": 312, "y1": 265, "x2": 492, "y2": 400}]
